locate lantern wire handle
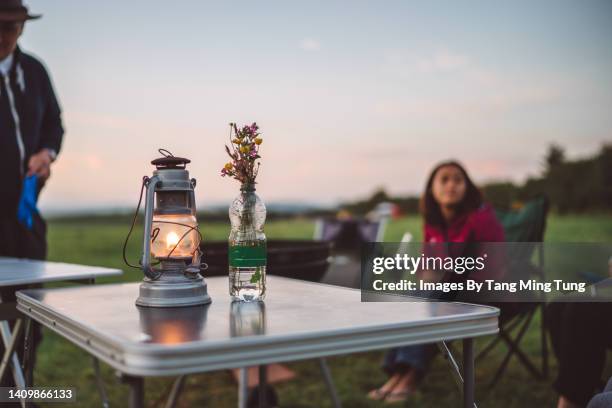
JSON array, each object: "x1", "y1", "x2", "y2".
[
  {"x1": 151, "y1": 227, "x2": 160, "y2": 243},
  {"x1": 122, "y1": 176, "x2": 150, "y2": 269},
  {"x1": 151, "y1": 220, "x2": 203, "y2": 259},
  {"x1": 158, "y1": 148, "x2": 174, "y2": 157}
]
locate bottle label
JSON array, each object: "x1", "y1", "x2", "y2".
[{"x1": 229, "y1": 243, "x2": 267, "y2": 267}]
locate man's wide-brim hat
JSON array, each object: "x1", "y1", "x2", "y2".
[{"x1": 0, "y1": 0, "x2": 41, "y2": 22}]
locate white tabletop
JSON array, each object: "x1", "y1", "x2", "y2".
[
  {"x1": 16, "y1": 276, "x2": 498, "y2": 376},
  {"x1": 0, "y1": 257, "x2": 122, "y2": 287}
]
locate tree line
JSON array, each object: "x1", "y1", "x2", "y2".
[{"x1": 343, "y1": 144, "x2": 612, "y2": 215}]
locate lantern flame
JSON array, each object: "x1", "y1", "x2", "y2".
[{"x1": 166, "y1": 231, "x2": 180, "y2": 249}]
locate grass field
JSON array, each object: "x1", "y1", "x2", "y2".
[{"x1": 32, "y1": 214, "x2": 612, "y2": 407}]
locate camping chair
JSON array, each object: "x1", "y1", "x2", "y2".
[
  {"x1": 477, "y1": 195, "x2": 550, "y2": 387},
  {"x1": 314, "y1": 217, "x2": 387, "y2": 288},
  {"x1": 314, "y1": 217, "x2": 387, "y2": 244},
  {"x1": 436, "y1": 196, "x2": 550, "y2": 399}
]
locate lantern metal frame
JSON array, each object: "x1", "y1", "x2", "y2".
[{"x1": 130, "y1": 150, "x2": 211, "y2": 308}]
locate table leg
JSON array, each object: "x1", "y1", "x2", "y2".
[
  {"x1": 22, "y1": 318, "x2": 34, "y2": 387},
  {"x1": 0, "y1": 318, "x2": 25, "y2": 388},
  {"x1": 318, "y1": 358, "x2": 342, "y2": 408},
  {"x1": 238, "y1": 368, "x2": 248, "y2": 408},
  {"x1": 258, "y1": 365, "x2": 267, "y2": 408},
  {"x1": 463, "y1": 338, "x2": 474, "y2": 408},
  {"x1": 22, "y1": 318, "x2": 35, "y2": 408},
  {"x1": 120, "y1": 374, "x2": 144, "y2": 408},
  {"x1": 93, "y1": 358, "x2": 109, "y2": 408},
  {"x1": 130, "y1": 377, "x2": 144, "y2": 408},
  {"x1": 165, "y1": 375, "x2": 186, "y2": 408}
]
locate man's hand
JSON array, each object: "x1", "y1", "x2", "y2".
[{"x1": 27, "y1": 149, "x2": 53, "y2": 181}]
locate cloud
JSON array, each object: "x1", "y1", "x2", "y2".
[
  {"x1": 415, "y1": 50, "x2": 470, "y2": 73},
  {"x1": 372, "y1": 71, "x2": 564, "y2": 120},
  {"x1": 299, "y1": 38, "x2": 321, "y2": 52},
  {"x1": 382, "y1": 49, "x2": 471, "y2": 77},
  {"x1": 376, "y1": 48, "x2": 567, "y2": 122}
]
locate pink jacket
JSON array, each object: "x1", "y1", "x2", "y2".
[{"x1": 424, "y1": 203, "x2": 506, "y2": 281}]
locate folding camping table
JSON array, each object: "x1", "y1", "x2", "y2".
[
  {"x1": 16, "y1": 276, "x2": 499, "y2": 408},
  {"x1": 0, "y1": 257, "x2": 122, "y2": 406}
]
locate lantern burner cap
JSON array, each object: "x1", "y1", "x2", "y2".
[{"x1": 151, "y1": 149, "x2": 191, "y2": 170}]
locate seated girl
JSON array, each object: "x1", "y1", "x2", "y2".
[{"x1": 368, "y1": 160, "x2": 505, "y2": 403}]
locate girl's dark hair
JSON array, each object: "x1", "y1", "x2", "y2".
[{"x1": 420, "y1": 160, "x2": 483, "y2": 227}]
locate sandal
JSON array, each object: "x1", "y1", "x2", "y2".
[
  {"x1": 367, "y1": 374, "x2": 402, "y2": 401},
  {"x1": 367, "y1": 387, "x2": 389, "y2": 401},
  {"x1": 384, "y1": 389, "x2": 414, "y2": 404}
]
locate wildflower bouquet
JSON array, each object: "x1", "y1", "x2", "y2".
[
  {"x1": 221, "y1": 122, "x2": 267, "y2": 299},
  {"x1": 221, "y1": 122, "x2": 263, "y2": 186}
]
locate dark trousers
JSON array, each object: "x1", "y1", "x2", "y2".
[
  {"x1": 547, "y1": 302, "x2": 612, "y2": 406},
  {"x1": 0, "y1": 215, "x2": 47, "y2": 260},
  {"x1": 0, "y1": 215, "x2": 46, "y2": 387},
  {"x1": 383, "y1": 343, "x2": 436, "y2": 379},
  {"x1": 383, "y1": 301, "x2": 523, "y2": 379}
]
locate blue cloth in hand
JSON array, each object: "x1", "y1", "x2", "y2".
[{"x1": 17, "y1": 175, "x2": 38, "y2": 230}]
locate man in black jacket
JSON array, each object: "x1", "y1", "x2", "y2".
[
  {"x1": 0, "y1": 0, "x2": 63, "y2": 260},
  {"x1": 0, "y1": 1, "x2": 63, "y2": 389}
]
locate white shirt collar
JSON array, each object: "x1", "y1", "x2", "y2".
[{"x1": 0, "y1": 53, "x2": 14, "y2": 77}]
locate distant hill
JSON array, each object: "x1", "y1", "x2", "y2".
[{"x1": 44, "y1": 201, "x2": 336, "y2": 222}]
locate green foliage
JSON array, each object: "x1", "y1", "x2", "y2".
[
  {"x1": 250, "y1": 268, "x2": 262, "y2": 283},
  {"x1": 544, "y1": 143, "x2": 566, "y2": 172},
  {"x1": 481, "y1": 182, "x2": 519, "y2": 210},
  {"x1": 342, "y1": 145, "x2": 612, "y2": 216},
  {"x1": 484, "y1": 144, "x2": 612, "y2": 213}
]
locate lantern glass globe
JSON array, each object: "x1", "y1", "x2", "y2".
[{"x1": 151, "y1": 214, "x2": 199, "y2": 259}]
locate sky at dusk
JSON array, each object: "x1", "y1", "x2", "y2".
[{"x1": 18, "y1": 0, "x2": 612, "y2": 212}]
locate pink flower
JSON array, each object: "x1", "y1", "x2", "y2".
[{"x1": 223, "y1": 122, "x2": 263, "y2": 184}]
